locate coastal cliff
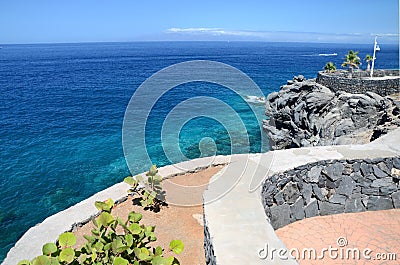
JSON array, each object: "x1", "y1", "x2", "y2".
[{"x1": 263, "y1": 75, "x2": 400, "y2": 150}]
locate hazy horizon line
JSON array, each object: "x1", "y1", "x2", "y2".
[{"x1": 1, "y1": 39, "x2": 399, "y2": 46}]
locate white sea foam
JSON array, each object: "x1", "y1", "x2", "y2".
[
  {"x1": 245, "y1": 95, "x2": 265, "y2": 104},
  {"x1": 318, "y1": 53, "x2": 338, "y2": 56}
]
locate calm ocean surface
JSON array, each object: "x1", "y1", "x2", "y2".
[{"x1": 0, "y1": 41, "x2": 398, "y2": 261}]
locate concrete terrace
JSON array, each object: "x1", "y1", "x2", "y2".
[{"x1": 3, "y1": 128, "x2": 400, "y2": 265}]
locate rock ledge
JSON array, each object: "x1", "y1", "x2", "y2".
[{"x1": 263, "y1": 75, "x2": 400, "y2": 150}]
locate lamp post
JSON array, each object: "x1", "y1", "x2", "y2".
[{"x1": 370, "y1": 35, "x2": 379, "y2": 78}]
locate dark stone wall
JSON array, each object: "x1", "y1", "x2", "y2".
[
  {"x1": 204, "y1": 214, "x2": 217, "y2": 265},
  {"x1": 316, "y1": 70, "x2": 400, "y2": 96},
  {"x1": 261, "y1": 156, "x2": 400, "y2": 229}
]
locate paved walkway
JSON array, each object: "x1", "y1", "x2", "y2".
[{"x1": 276, "y1": 209, "x2": 400, "y2": 265}]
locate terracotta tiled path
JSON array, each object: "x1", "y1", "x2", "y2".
[{"x1": 276, "y1": 209, "x2": 400, "y2": 265}]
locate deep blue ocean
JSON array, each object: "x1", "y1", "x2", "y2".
[{"x1": 0, "y1": 41, "x2": 398, "y2": 261}]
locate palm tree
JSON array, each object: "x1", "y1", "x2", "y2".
[
  {"x1": 342, "y1": 50, "x2": 361, "y2": 73},
  {"x1": 324, "y1": 62, "x2": 336, "y2": 73},
  {"x1": 364, "y1": 54, "x2": 373, "y2": 71}
]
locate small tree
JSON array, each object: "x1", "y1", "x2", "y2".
[
  {"x1": 342, "y1": 50, "x2": 361, "y2": 73},
  {"x1": 324, "y1": 62, "x2": 336, "y2": 73},
  {"x1": 364, "y1": 54, "x2": 373, "y2": 71}
]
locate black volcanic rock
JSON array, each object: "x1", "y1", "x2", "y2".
[{"x1": 263, "y1": 76, "x2": 400, "y2": 150}]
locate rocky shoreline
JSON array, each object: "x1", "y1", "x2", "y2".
[{"x1": 263, "y1": 75, "x2": 400, "y2": 150}]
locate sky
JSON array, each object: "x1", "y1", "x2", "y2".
[{"x1": 0, "y1": 0, "x2": 399, "y2": 44}]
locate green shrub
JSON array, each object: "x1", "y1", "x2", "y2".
[
  {"x1": 18, "y1": 198, "x2": 183, "y2": 265},
  {"x1": 124, "y1": 165, "x2": 166, "y2": 212},
  {"x1": 324, "y1": 62, "x2": 336, "y2": 73}
]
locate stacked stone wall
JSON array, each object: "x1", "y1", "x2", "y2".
[
  {"x1": 262, "y1": 156, "x2": 400, "y2": 229},
  {"x1": 316, "y1": 70, "x2": 399, "y2": 96}
]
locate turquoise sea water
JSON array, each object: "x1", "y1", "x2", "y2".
[{"x1": 0, "y1": 41, "x2": 398, "y2": 261}]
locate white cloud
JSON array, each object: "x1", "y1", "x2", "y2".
[
  {"x1": 166, "y1": 28, "x2": 270, "y2": 37},
  {"x1": 372, "y1": 33, "x2": 399, "y2": 37},
  {"x1": 167, "y1": 28, "x2": 224, "y2": 33}
]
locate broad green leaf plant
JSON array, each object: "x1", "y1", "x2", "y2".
[
  {"x1": 18, "y1": 165, "x2": 184, "y2": 265},
  {"x1": 124, "y1": 165, "x2": 167, "y2": 212}
]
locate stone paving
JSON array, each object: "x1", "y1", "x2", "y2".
[{"x1": 276, "y1": 209, "x2": 400, "y2": 265}]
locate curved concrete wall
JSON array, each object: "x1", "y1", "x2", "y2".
[{"x1": 316, "y1": 70, "x2": 400, "y2": 96}]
